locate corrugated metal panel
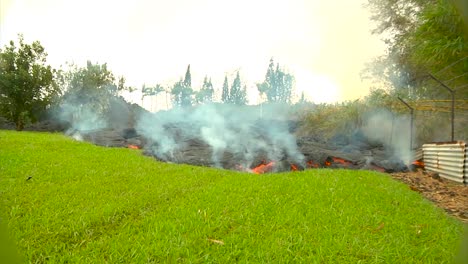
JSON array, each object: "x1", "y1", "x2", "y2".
[
  {"x1": 422, "y1": 141, "x2": 466, "y2": 184},
  {"x1": 413, "y1": 148, "x2": 423, "y2": 160}
]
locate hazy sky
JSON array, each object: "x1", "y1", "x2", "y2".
[{"x1": 0, "y1": 0, "x2": 385, "y2": 108}]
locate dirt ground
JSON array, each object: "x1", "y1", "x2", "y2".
[{"x1": 390, "y1": 169, "x2": 468, "y2": 223}]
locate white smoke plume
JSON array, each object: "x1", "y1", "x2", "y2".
[
  {"x1": 55, "y1": 98, "x2": 108, "y2": 140},
  {"x1": 361, "y1": 109, "x2": 413, "y2": 164},
  {"x1": 136, "y1": 103, "x2": 304, "y2": 169}
]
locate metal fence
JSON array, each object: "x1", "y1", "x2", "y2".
[{"x1": 422, "y1": 141, "x2": 467, "y2": 184}]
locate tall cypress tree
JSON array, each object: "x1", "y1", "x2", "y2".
[
  {"x1": 229, "y1": 72, "x2": 247, "y2": 105},
  {"x1": 171, "y1": 65, "x2": 193, "y2": 107},
  {"x1": 183, "y1": 64, "x2": 191, "y2": 88},
  {"x1": 257, "y1": 58, "x2": 294, "y2": 104},
  {"x1": 221, "y1": 75, "x2": 230, "y2": 103},
  {"x1": 195, "y1": 76, "x2": 214, "y2": 103}
]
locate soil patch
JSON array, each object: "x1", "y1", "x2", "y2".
[{"x1": 390, "y1": 169, "x2": 468, "y2": 223}]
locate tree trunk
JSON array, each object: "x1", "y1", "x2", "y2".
[{"x1": 15, "y1": 120, "x2": 24, "y2": 131}]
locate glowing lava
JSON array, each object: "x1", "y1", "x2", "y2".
[
  {"x1": 306, "y1": 160, "x2": 320, "y2": 168},
  {"x1": 325, "y1": 157, "x2": 354, "y2": 167},
  {"x1": 291, "y1": 164, "x2": 299, "y2": 171},
  {"x1": 331, "y1": 157, "x2": 353, "y2": 166},
  {"x1": 412, "y1": 160, "x2": 425, "y2": 168},
  {"x1": 128, "y1": 144, "x2": 140, "y2": 149},
  {"x1": 252, "y1": 161, "x2": 275, "y2": 174}
]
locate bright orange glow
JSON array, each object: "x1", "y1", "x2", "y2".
[
  {"x1": 331, "y1": 157, "x2": 353, "y2": 166},
  {"x1": 325, "y1": 160, "x2": 331, "y2": 166},
  {"x1": 291, "y1": 164, "x2": 299, "y2": 171},
  {"x1": 412, "y1": 160, "x2": 425, "y2": 167},
  {"x1": 252, "y1": 161, "x2": 275, "y2": 174},
  {"x1": 306, "y1": 160, "x2": 320, "y2": 168},
  {"x1": 128, "y1": 144, "x2": 140, "y2": 149}
]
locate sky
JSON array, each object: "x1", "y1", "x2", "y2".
[{"x1": 0, "y1": 0, "x2": 386, "y2": 110}]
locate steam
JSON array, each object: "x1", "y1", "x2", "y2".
[
  {"x1": 361, "y1": 109, "x2": 412, "y2": 164},
  {"x1": 136, "y1": 103, "x2": 304, "y2": 169},
  {"x1": 55, "y1": 97, "x2": 108, "y2": 140},
  {"x1": 59, "y1": 103, "x2": 107, "y2": 132}
]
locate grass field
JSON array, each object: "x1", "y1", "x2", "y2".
[{"x1": 0, "y1": 130, "x2": 466, "y2": 263}]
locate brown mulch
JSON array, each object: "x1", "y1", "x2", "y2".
[{"x1": 390, "y1": 169, "x2": 468, "y2": 223}]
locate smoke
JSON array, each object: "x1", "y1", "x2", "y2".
[
  {"x1": 56, "y1": 93, "x2": 137, "y2": 140},
  {"x1": 361, "y1": 109, "x2": 413, "y2": 164},
  {"x1": 59, "y1": 102, "x2": 107, "y2": 133},
  {"x1": 136, "y1": 103, "x2": 304, "y2": 169}
]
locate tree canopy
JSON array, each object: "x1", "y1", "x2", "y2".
[
  {"x1": 58, "y1": 61, "x2": 129, "y2": 113},
  {"x1": 257, "y1": 58, "x2": 294, "y2": 103},
  {"x1": 364, "y1": 0, "x2": 468, "y2": 99},
  {"x1": 171, "y1": 65, "x2": 193, "y2": 107},
  {"x1": 229, "y1": 72, "x2": 247, "y2": 105},
  {"x1": 195, "y1": 76, "x2": 214, "y2": 104},
  {"x1": 221, "y1": 76, "x2": 230, "y2": 103},
  {"x1": 0, "y1": 35, "x2": 58, "y2": 130}
]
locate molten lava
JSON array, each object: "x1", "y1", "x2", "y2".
[
  {"x1": 331, "y1": 157, "x2": 353, "y2": 166},
  {"x1": 252, "y1": 161, "x2": 275, "y2": 174},
  {"x1": 324, "y1": 157, "x2": 354, "y2": 167},
  {"x1": 306, "y1": 160, "x2": 320, "y2": 168},
  {"x1": 412, "y1": 160, "x2": 425, "y2": 168},
  {"x1": 290, "y1": 164, "x2": 299, "y2": 171},
  {"x1": 128, "y1": 144, "x2": 140, "y2": 149}
]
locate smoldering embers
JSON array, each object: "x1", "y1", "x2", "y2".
[{"x1": 136, "y1": 103, "x2": 304, "y2": 170}]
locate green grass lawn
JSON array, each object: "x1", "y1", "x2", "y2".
[{"x1": 0, "y1": 130, "x2": 465, "y2": 263}]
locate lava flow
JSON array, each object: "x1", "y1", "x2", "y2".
[
  {"x1": 306, "y1": 160, "x2": 320, "y2": 168},
  {"x1": 331, "y1": 157, "x2": 353, "y2": 166},
  {"x1": 290, "y1": 164, "x2": 299, "y2": 171},
  {"x1": 412, "y1": 160, "x2": 425, "y2": 168},
  {"x1": 127, "y1": 144, "x2": 140, "y2": 149},
  {"x1": 252, "y1": 161, "x2": 275, "y2": 174},
  {"x1": 325, "y1": 156, "x2": 354, "y2": 167}
]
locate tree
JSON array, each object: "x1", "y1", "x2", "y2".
[
  {"x1": 171, "y1": 65, "x2": 193, "y2": 108},
  {"x1": 221, "y1": 75, "x2": 230, "y2": 103},
  {"x1": 257, "y1": 58, "x2": 294, "y2": 103},
  {"x1": 59, "y1": 61, "x2": 120, "y2": 112},
  {"x1": 229, "y1": 72, "x2": 247, "y2": 105},
  {"x1": 184, "y1": 64, "x2": 191, "y2": 88},
  {"x1": 195, "y1": 76, "x2": 214, "y2": 104},
  {"x1": 364, "y1": 0, "x2": 468, "y2": 98},
  {"x1": 142, "y1": 84, "x2": 165, "y2": 110},
  {"x1": 55, "y1": 60, "x2": 137, "y2": 132},
  {"x1": 298, "y1": 91, "x2": 307, "y2": 104},
  {"x1": 171, "y1": 79, "x2": 193, "y2": 107},
  {"x1": 0, "y1": 35, "x2": 58, "y2": 130}
]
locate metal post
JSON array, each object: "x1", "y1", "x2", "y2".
[
  {"x1": 428, "y1": 74, "x2": 455, "y2": 142},
  {"x1": 397, "y1": 97, "x2": 414, "y2": 150}
]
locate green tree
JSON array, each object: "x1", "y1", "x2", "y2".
[
  {"x1": 365, "y1": 0, "x2": 468, "y2": 98},
  {"x1": 195, "y1": 76, "x2": 214, "y2": 104},
  {"x1": 59, "y1": 61, "x2": 121, "y2": 113},
  {"x1": 221, "y1": 75, "x2": 230, "y2": 103},
  {"x1": 184, "y1": 64, "x2": 192, "y2": 88},
  {"x1": 257, "y1": 58, "x2": 294, "y2": 103},
  {"x1": 142, "y1": 84, "x2": 165, "y2": 110},
  {"x1": 0, "y1": 35, "x2": 58, "y2": 130},
  {"x1": 298, "y1": 91, "x2": 307, "y2": 104},
  {"x1": 171, "y1": 79, "x2": 193, "y2": 107},
  {"x1": 171, "y1": 65, "x2": 193, "y2": 108},
  {"x1": 229, "y1": 72, "x2": 247, "y2": 105}
]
